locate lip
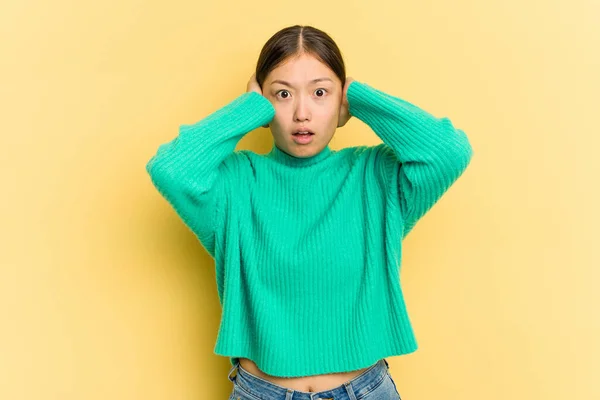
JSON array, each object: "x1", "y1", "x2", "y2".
[
  {"x1": 292, "y1": 128, "x2": 314, "y2": 135},
  {"x1": 292, "y1": 132, "x2": 314, "y2": 144}
]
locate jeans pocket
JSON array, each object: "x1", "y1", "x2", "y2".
[
  {"x1": 230, "y1": 381, "x2": 263, "y2": 400},
  {"x1": 354, "y1": 372, "x2": 387, "y2": 399},
  {"x1": 360, "y1": 372, "x2": 401, "y2": 400}
]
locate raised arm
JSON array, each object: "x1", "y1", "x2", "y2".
[
  {"x1": 146, "y1": 91, "x2": 275, "y2": 257},
  {"x1": 346, "y1": 80, "x2": 473, "y2": 238}
]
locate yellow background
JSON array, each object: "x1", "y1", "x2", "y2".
[{"x1": 1, "y1": 0, "x2": 597, "y2": 399}]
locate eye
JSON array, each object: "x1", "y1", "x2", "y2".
[
  {"x1": 275, "y1": 88, "x2": 328, "y2": 99},
  {"x1": 276, "y1": 89, "x2": 291, "y2": 99},
  {"x1": 315, "y1": 88, "x2": 328, "y2": 97}
]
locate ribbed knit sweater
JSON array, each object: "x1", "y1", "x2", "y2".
[{"x1": 145, "y1": 80, "x2": 473, "y2": 377}]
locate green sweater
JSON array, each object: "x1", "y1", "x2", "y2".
[{"x1": 146, "y1": 80, "x2": 473, "y2": 377}]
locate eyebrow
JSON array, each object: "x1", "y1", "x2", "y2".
[{"x1": 270, "y1": 77, "x2": 334, "y2": 87}]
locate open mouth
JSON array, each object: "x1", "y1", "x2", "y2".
[
  {"x1": 292, "y1": 130, "x2": 315, "y2": 144},
  {"x1": 293, "y1": 127, "x2": 315, "y2": 136}
]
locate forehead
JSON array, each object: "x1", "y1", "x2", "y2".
[{"x1": 266, "y1": 54, "x2": 337, "y2": 85}]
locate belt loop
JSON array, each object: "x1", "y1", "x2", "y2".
[
  {"x1": 383, "y1": 358, "x2": 390, "y2": 370},
  {"x1": 343, "y1": 381, "x2": 358, "y2": 400},
  {"x1": 227, "y1": 362, "x2": 238, "y2": 382}
]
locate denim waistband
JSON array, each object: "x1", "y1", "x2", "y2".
[{"x1": 227, "y1": 358, "x2": 390, "y2": 400}]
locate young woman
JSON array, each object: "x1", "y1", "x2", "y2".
[{"x1": 146, "y1": 25, "x2": 473, "y2": 400}]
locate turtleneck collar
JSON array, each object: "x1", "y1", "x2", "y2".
[{"x1": 266, "y1": 143, "x2": 332, "y2": 167}]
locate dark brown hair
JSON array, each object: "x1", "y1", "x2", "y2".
[{"x1": 255, "y1": 25, "x2": 346, "y2": 91}]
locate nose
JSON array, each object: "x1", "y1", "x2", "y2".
[{"x1": 294, "y1": 95, "x2": 311, "y2": 122}]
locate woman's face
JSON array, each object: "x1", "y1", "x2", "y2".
[{"x1": 261, "y1": 53, "x2": 343, "y2": 158}]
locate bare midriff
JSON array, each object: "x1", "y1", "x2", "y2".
[{"x1": 238, "y1": 357, "x2": 374, "y2": 393}]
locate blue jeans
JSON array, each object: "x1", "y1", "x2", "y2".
[{"x1": 227, "y1": 358, "x2": 401, "y2": 399}]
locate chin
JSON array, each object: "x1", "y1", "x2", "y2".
[{"x1": 292, "y1": 144, "x2": 319, "y2": 156}]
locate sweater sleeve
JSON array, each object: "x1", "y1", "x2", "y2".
[
  {"x1": 346, "y1": 80, "x2": 474, "y2": 239},
  {"x1": 145, "y1": 91, "x2": 275, "y2": 257}
]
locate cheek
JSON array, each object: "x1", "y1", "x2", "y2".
[
  {"x1": 270, "y1": 109, "x2": 285, "y2": 126},
  {"x1": 269, "y1": 112, "x2": 288, "y2": 134},
  {"x1": 315, "y1": 102, "x2": 338, "y2": 116},
  {"x1": 320, "y1": 104, "x2": 341, "y2": 123}
]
